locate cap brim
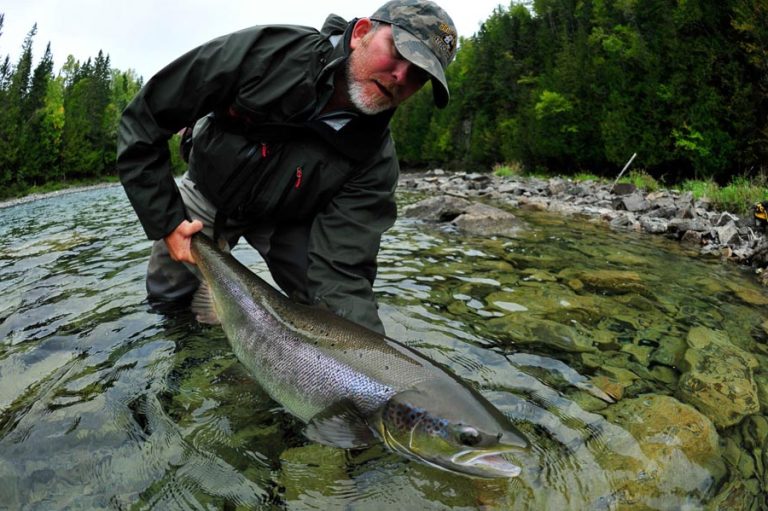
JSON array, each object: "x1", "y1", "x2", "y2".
[{"x1": 390, "y1": 25, "x2": 450, "y2": 108}]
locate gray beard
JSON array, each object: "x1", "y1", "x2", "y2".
[
  {"x1": 348, "y1": 82, "x2": 388, "y2": 115},
  {"x1": 346, "y1": 59, "x2": 389, "y2": 116}
]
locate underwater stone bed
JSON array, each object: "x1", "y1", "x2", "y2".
[{"x1": 399, "y1": 169, "x2": 768, "y2": 508}]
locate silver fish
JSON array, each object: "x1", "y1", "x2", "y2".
[{"x1": 190, "y1": 233, "x2": 527, "y2": 478}]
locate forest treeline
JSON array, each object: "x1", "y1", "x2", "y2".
[
  {"x1": 392, "y1": 0, "x2": 767, "y2": 183},
  {"x1": 0, "y1": 2, "x2": 766, "y2": 200},
  {"x1": 0, "y1": 15, "x2": 144, "y2": 198}
]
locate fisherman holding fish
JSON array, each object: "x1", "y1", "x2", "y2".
[{"x1": 117, "y1": 0, "x2": 458, "y2": 334}]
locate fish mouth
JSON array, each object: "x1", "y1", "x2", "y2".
[{"x1": 451, "y1": 449, "x2": 522, "y2": 478}]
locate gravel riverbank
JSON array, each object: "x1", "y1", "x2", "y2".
[{"x1": 399, "y1": 169, "x2": 768, "y2": 286}]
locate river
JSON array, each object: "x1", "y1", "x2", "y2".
[{"x1": 0, "y1": 184, "x2": 766, "y2": 509}]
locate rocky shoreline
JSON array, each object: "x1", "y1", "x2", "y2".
[{"x1": 399, "y1": 169, "x2": 768, "y2": 285}]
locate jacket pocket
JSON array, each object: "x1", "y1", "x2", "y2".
[
  {"x1": 191, "y1": 117, "x2": 286, "y2": 220},
  {"x1": 273, "y1": 140, "x2": 356, "y2": 220}
]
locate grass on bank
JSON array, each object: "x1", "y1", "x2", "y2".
[{"x1": 492, "y1": 163, "x2": 767, "y2": 217}]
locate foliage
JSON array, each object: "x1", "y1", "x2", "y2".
[
  {"x1": 1, "y1": 5, "x2": 767, "y2": 200},
  {"x1": 619, "y1": 170, "x2": 662, "y2": 193},
  {"x1": 392, "y1": 0, "x2": 768, "y2": 184},
  {"x1": 682, "y1": 176, "x2": 768, "y2": 216},
  {"x1": 493, "y1": 162, "x2": 524, "y2": 177},
  {"x1": 0, "y1": 15, "x2": 143, "y2": 199}
]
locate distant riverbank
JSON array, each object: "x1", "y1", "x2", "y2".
[{"x1": 0, "y1": 182, "x2": 121, "y2": 210}]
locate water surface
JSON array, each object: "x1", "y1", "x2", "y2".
[{"x1": 1, "y1": 185, "x2": 766, "y2": 509}]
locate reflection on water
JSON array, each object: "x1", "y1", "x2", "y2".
[{"x1": 0, "y1": 185, "x2": 766, "y2": 509}]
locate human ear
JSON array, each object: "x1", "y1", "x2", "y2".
[{"x1": 349, "y1": 18, "x2": 373, "y2": 50}]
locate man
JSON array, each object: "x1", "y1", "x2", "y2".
[{"x1": 117, "y1": 0, "x2": 457, "y2": 334}]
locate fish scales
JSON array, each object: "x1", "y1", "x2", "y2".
[
  {"x1": 192, "y1": 234, "x2": 432, "y2": 421},
  {"x1": 190, "y1": 233, "x2": 527, "y2": 478}
]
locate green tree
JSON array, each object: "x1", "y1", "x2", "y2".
[
  {"x1": 0, "y1": 24, "x2": 37, "y2": 187},
  {"x1": 18, "y1": 42, "x2": 56, "y2": 185}
]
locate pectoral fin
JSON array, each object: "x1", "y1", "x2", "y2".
[
  {"x1": 305, "y1": 401, "x2": 376, "y2": 449},
  {"x1": 191, "y1": 281, "x2": 219, "y2": 325}
]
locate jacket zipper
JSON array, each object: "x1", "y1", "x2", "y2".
[{"x1": 294, "y1": 167, "x2": 303, "y2": 189}]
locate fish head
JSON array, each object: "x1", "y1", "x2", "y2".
[{"x1": 376, "y1": 380, "x2": 527, "y2": 478}]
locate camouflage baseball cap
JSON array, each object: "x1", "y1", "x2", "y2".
[{"x1": 370, "y1": 0, "x2": 457, "y2": 108}]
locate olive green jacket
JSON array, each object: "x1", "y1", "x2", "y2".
[{"x1": 116, "y1": 15, "x2": 399, "y2": 333}]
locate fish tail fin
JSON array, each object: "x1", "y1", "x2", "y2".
[{"x1": 191, "y1": 280, "x2": 220, "y2": 324}]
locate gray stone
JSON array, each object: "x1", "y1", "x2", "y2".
[
  {"x1": 639, "y1": 216, "x2": 669, "y2": 234},
  {"x1": 451, "y1": 203, "x2": 526, "y2": 237},
  {"x1": 669, "y1": 217, "x2": 712, "y2": 233},
  {"x1": 647, "y1": 206, "x2": 679, "y2": 219},
  {"x1": 615, "y1": 191, "x2": 651, "y2": 212},
  {"x1": 714, "y1": 221, "x2": 740, "y2": 245},
  {"x1": 649, "y1": 195, "x2": 677, "y2": 210},
  {"x1": 609, "y1": 213, "x2": 640, "y2": 231},
  {"x1": 611, "y1": 182, "x2": 637, "y2": 196},
  {"x1": 681, "y1": 230, "x2": 703, "y2": 245},
  {"x1": 547, "y1": 178, "x2": 567, "y2": 196},
  {"x1": 717, "y1": 212, "x2": 741, "y2": 227},
  {"x1": 401, "y1": 195, "x2": 472, "y2": 221}
]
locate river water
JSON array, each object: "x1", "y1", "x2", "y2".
[{"x1": 1, "y1": 185, "x2": 766, "y2": 510}]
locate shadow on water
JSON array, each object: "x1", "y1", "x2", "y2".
[{"x1": 0, "y1": 186, "x2": 766, "y2": 509}]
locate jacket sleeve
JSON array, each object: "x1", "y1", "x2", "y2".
[
  {"x1": 306, "y1": 137, "x2": 399, "y2": 334},
  {"x1": 116, "y1": 30, "x2": 263, "y2": 240}
]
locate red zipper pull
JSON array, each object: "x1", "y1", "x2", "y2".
[
  {"x1": 295, "y1": 167, "x2": 303, "y2": 189},
  {"x1": 261, "y1": 143, "x2": 269, "y2": 158}
]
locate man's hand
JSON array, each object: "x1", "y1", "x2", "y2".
[{"x1": 164, "y1": 219, "x2": 204, "y2": 264}]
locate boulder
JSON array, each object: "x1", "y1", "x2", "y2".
[
  {"x1": 677, "y1": 327, "x2": 760, "y2": 428},
  {"x1": 639, "y1": 216, "x2": 669, "y2": 234},
  {"x1": 714, "y1": 221, "x2": 740, "y2": 245},
  {"x1": 401, "y1": 195, "x2": 473, "y2": 221},
  {"x1": 451, "y1": 203, "x2": 526, "y2": 237},
  {"x1": 600, "y1": 394, "x2": 725, "y2": 507},
  {"x1": 614, "y1": 191, "x2": 650, "y2": 212}
]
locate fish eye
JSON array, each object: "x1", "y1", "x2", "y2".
[{"x1": 457, "y1": 427, "x2": 481, "y2": 446}]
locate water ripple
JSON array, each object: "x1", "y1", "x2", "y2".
[{"x1": 0, "y1": 187, "x2": 766, "y2": 509}]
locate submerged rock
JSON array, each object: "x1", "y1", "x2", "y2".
[
  {"x1": 401, "y1": 195, "x2": 473, "y2": 222},
  {"x1": 558, "y1": 269, "x2": 649, "y2": 296},
  {"x1": 677, "y1": 327, "x2": 760, "y2": 428},
  {"x1": 451, "y1": 202, "x2": 526, "y2": 237},
  {"x1": 485, "y1": 315, "x2": 596, "y2": 352},
  {"x1": 726, "y1": 281, "x2": 768, "y2": 306},
  {"x1": 600, "y1": 394, "x2": 725, "y2": 507},
  {"x1": 402, "y1": 195, "x2": 526, "y2": 237}
]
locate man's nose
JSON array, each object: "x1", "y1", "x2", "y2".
[{"x1": 392, "y1": 59, "x2": 415, "y2": 85}]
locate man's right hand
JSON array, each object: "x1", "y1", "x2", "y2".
[{"x1": 164, "y1": 219, "x2": 204, "y2": 264}]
